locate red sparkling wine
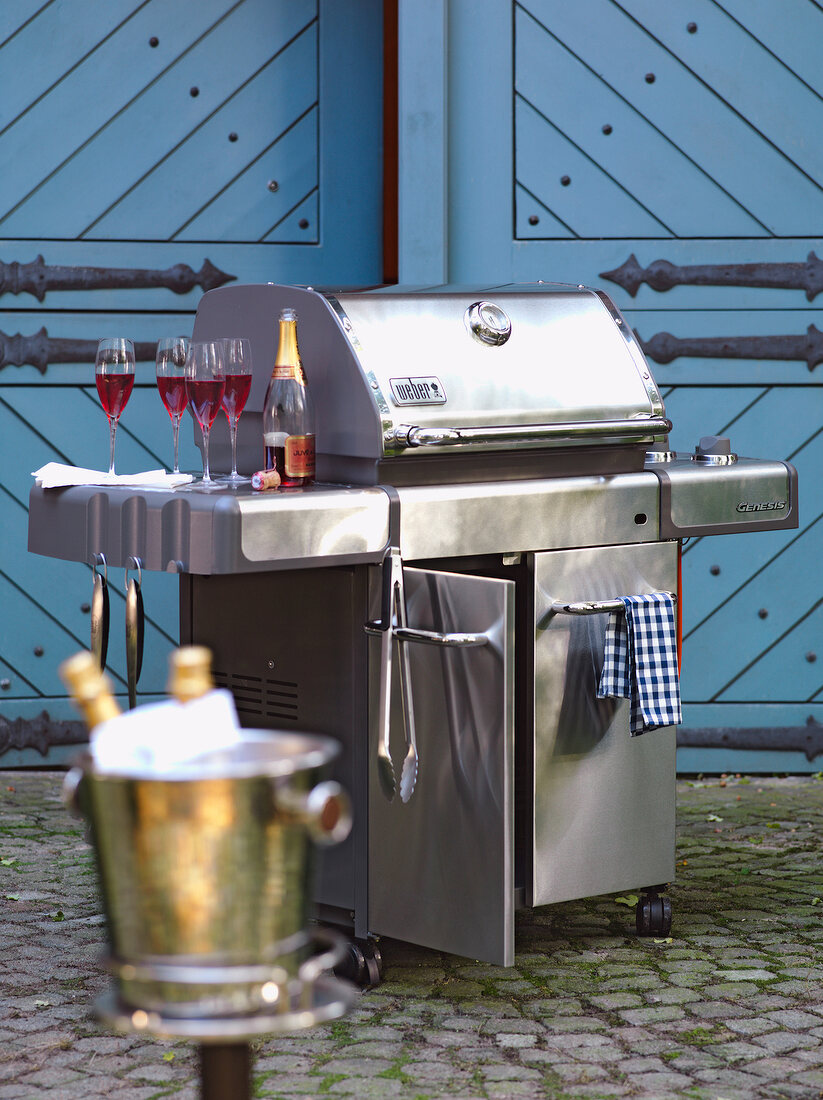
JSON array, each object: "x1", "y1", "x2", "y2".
[
  {"x1": 96, "y1": 373, "x2": 134, "y2": 420},
  {"x1": 157, "y1": 375, "x2": 188, "y2": 418},
  {"x1": 186, "y1": 377, "x2": 225, "y2": 429},
  {"x1": 222, "y1": 373, "x2": 252, "y2": 421}
]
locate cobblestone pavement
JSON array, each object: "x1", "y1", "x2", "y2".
[{"x1": 2, "y1": 771, "x2": 823, "y2": 1099}]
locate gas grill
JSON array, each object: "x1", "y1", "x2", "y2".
[{"x1": 28, "y1": 282, "x2": 798, "y2": 969}]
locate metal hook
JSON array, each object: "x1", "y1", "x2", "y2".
[
  {"x1": 92, "y1": 551, "x2": 108, "y2": 583},
  {"x1": 125, "y1": 556, "x2": 143, "y2": 590}
]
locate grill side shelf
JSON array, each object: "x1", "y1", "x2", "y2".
[
  {"x1": 651, "y1": 458, "x2": 799, "y2": 538},
  {"x1": 27, "y1": 484, "x2": 392, "y2": 574}
]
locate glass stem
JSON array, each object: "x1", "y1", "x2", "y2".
[
  {"x1": 230, "y1": 420, "x2": 238, "y2": 477},
  {"x1": 202, "y1": 426, "x2": 211, "y2": 483},
  {"x1": 108, "y1": 420, "x2": 117, "y2": 475},
  {"x1": 172, "y1": 417, "x2": 180, "y2": 474}
]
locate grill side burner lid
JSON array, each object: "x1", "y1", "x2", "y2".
[{"x1": 192, "y1": 282, "x2": 669, "y2": 485}]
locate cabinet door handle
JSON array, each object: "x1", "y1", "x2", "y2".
[{"x1": 365, "y1": 622, "x2": 488, "y2": 647}]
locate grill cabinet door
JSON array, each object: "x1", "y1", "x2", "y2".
[
  {"x1": 532, "y1": 543, "x2": 678, "y2": 907},
  {"x1": 368, "y1": 566, "x2": 515, "y2": 966}
]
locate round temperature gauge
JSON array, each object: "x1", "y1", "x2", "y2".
[{"x1": 464, "y1": 301, "x2": 512, "y2": 346}]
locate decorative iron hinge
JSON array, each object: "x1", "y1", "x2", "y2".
[
  {"x1": 638, "y1": 326, "x2": 823, "y2": 371},
  {"x1": 0, "y1": 255, "x2": 234, "y2": 300},
  {"x1": 0, "y1": 711, "x2": 86, "y2": 756},
  {"x1": 0, "y1": 329, "x2": 157, "y2": 373},
  {"x1": 601, "y1": 252, "x2": 823, "y2": 301},
  {"x1": 678, "y1": 725, "x2": 823, "y2": 762}
]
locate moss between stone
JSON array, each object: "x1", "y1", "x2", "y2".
[
  {"x1": 377, "y1": 1053, "x2": 412, "y2": 1084},
  {"x1": 316, "y1": 1073, "x2": 347, "y2": 1093}
]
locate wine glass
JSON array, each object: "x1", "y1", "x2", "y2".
[
  {"x1": 185, "y1": 340, "x2": 225, "y2": 485},
  {"x1": 95, "y1": 338, "x2": 135, "y2": 475},
  {"x1": 155, "y1": 336, "x2": 190, "y2": 474},
  {"x1": 220, "y1": 337, "x2": 253, "y2": 484}
]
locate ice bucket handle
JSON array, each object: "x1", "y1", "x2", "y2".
[
  {"x1": 273, "y1": 779, "x2": 352, "y2": 846},
  {"x1": 62, "y1": 765, "x2": 352, "y2": 847}
]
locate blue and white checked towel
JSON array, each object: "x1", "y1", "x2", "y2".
[{"x1": 597, "y1": 594, "x2": 682, "y2": 736}]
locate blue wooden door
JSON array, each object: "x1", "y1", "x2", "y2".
[
  {"x1": 406, "y1": 0, "x2": 823, "y2": 771},
  {"x1": 0, "y1": 0, "x2": 383, "y2": 763}
]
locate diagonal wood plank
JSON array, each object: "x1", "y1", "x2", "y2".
[
  {"x1": 6, "y1": 384, "x2": 175, "y2": 477},
  {"x1": 263, "y1": 189, "x2": 318, "y2": 243},
  {"x1": 662, "y1": 385, "x2": 764, "y2": 454},
  {"x1": 0, "y1": 0, "x2": 140, "y2": 133},
  {"x1": 175, "y1": 107, "x2": 318, "y2": 242},
  {"x1": 520, "y1": 0, "x2": 823, "y2": 233},
  {"x1": 515, "y1": 3, "x2": 765, "y2": 237},
  {"x1": 0, "y1": 0, "x2": 239, "y2": 218},
  {"x1": 680, "y1": 388, "x2": 823, "y2": 630},
  {"x1": 515, "y1": 183, "x2": 575, "y2": 239},
  {"x1": 516, "y1": 97, "x2": 668, "y2": 238},
  {"x1": 0, "y1": 566, "x2": 89, "y2": 698},
  {"x1": 618, "y1": 0, "x2": 823, "y2": 186},
  {"x1": 0, "y1": 653, "x2": 40, "y2": 699},
  {"x1": 0, "y1": 0, "x2": 317, "y2": 236},
  {"x1": 715, "y1": 0, "x2": 823, "y2": 99},
  {"x1": 0, "y1": 2, "x2": 52, "y2": 50},
  {"x1": 681, "y1": 515, "x2": 823, "y2": 700},
  {"x1": 717, "y1": 598, "x2": 823, "y2": 702},
  {"x1": 91, "y1": 24, "x2": 317, "y2": 241}
]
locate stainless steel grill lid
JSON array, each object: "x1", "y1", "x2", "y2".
[{"x1": 192, "y1": 282, "x2": 670, "y2": 482}]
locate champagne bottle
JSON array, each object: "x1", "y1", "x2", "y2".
[
  {"x1": 167, "y1": 645, "x2": 214, "y2": 702},
  {"x1": 262, "y1": 307, "x2": 316, "y2": 487},
  {"x1": 59, "y1": 651, "x2": 121, "y2": 730}
]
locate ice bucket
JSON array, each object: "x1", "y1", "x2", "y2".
[{"x1": 64, "y1": 730, "x2": 350, "y2": 1019}]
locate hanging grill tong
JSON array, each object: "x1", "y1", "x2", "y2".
[
  {"x1": 90, "y1": 553, "x2": 110, "y2": 671},
  {"x1": 125, "y1": 556, "x2": 145, "y2": 710},
  {"x1": 365, "y1": 547, "x2": 489, "y2": 804}
]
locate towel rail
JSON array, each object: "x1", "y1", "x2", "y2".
[{"x1": 551, "y1": 593, "x2": 677, "y2": 616}]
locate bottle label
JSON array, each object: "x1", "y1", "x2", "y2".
[
  {"x1": 286, "y1": 434, "x2": 315, "y2": 477},
  {"x1": 272, "y1": 365, "x2": 306, "y2": 383}
]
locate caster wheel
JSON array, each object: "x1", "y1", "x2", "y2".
[
  {"x1": 334, "y1": 938, "x2": 384, "y2": 989},
  {"x1": 635, "y1": 892, "x2": 672, "y2": 937}
]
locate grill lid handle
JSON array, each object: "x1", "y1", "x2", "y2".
[{"x1": 388, "y1": 417, "x2": 672, "y2": 450}]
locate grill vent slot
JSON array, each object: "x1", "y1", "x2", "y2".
[{"x1": 213, "y1": 671, "x2": 299, "y2": 723}]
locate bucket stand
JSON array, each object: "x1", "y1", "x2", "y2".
[
  {"x1": 95, "y1": 926, "x2": 355, "y2": 1098},
  {"x1": 200, "y1": 1044, "x2": 251, "y2": 1100}
]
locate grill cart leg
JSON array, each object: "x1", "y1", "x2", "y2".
[
  {"x1": 635, "y1": 885, "x2": 673, "y2": 937},
  {"x1": 199, "y1": 1042, "x2": 251, "y2": 1100}
]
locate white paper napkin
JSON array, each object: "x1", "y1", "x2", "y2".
[
  {"x1": 90, "y1": 690, "x2": 243, "y2": 775},
  {"x1": 32, "y1": 462, "x2": 193, "y2": 489}
]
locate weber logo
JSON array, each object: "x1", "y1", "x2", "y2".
[
  {"x1": 736, "y1": 500, "x2": 786, "y2": 513},
  {"x1": 389, "y1": 376, "x2": 447, "y2": 406}
]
